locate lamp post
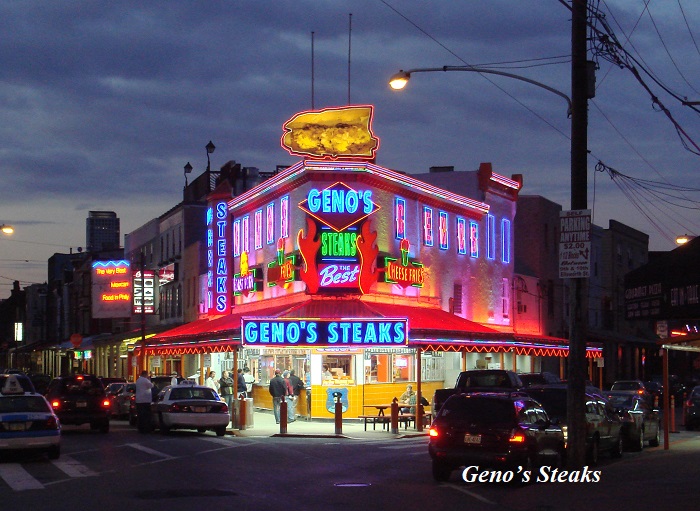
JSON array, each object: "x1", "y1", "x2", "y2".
[
  {"x1": 184, "y1": 162, "x2": 193, "y2": 188},
  {"x1": 205, "y1": 141, "x2": 216, "y2": 173},
  {"x1": 389, "y1": 2, "x2": 590, "y2": 467},
  {"x1": 389, "y1": 67, "x2": 572, "y2": 116}
]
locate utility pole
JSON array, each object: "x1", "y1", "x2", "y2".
[{"x1": 567, "y1": 0, "x2": 590, "y2": 469}]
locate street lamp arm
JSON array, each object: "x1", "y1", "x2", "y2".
[{"x1": 394, "y1": 66, "x2": 572, "y2": 117}]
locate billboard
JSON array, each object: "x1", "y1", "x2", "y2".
[{"x1": 92, "y1": 260, "x2": 132, "y2": 318}]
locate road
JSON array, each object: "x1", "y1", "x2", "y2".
[{"x1": 0, "y1": 420, "x2": 698, "y2": 511}]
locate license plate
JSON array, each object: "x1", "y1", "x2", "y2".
[
  {"x1": 193, "y1": 406, "x2": 206, "y2": 413},
  {"x1": 464, "y1": 434, "x2": 481, "y2": 444},
  {"x1": 77, "y1": 401, "x2": 87, "y2": 408},
  {"x1": 8, "y1": 423, "x2": 26, "y2": 431}
]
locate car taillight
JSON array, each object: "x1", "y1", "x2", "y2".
[
  {"x1": 169, "y1": 403, "x2": 182, "y2": 413},
  {"x1": 638, "y1": 389, "x2": 644, "y2": 395},
  {"x1": 220, "y1": 403, "x2": 229, "y2": 413},
  {"x1": 51, "y1": 400, "x2": 60, "y2": 409},
  {"x1": 45, "y1": 416, "x2": 59, "y2": 430},
  {"x1": 509, "y1": 430, "x2": 526, "y2": 443},
  {"x1": 429, "y1": 427, "x2": 439, "y2": 437},
  {"x1": 102, "y1": 399, "x2": 111, "y2": 408}
]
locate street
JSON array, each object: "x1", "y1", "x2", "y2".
[{"x1": 1, "y1": 418, "x2": 699, "y2": 511}]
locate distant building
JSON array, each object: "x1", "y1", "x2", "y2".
[{"x1": 86, "y1": 211, "x2": 120, "y2": 252}]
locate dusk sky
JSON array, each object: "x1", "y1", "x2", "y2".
[{"x1": 2, "y1": 1, "x2": 699, "y2": 292}]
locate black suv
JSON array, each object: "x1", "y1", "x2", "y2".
[
  {"x1": 428, "y1": 392, "x2": 565, "y2": 482},
  {"x1": 45, "y1": 375, "x2": 111, "y2": 433},
  {"x1": 523, "y1": 384, "x2": 623, "y2": 464}
]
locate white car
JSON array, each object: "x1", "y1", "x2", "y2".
[
  {"x1": 151, "y1": 381, "x2": 229, "y2": 436},
  {"x1": 0, "y1": 374, "x2": 61, "y2": 459}
]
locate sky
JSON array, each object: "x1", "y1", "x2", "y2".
[{"x1": 2, "y1": 0, "x2": 700, "y2": 292}]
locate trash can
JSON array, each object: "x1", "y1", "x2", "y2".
[{"x1": 232, "y1": 397, "x2": 255, "y2": 429}]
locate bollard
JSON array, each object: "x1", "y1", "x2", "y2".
[
  {"x1": 280, "y1": 399, "x2": 288, "y2": 434},
  {"x1": 239, "y1": 395, "x2": 247, "y2": 431},
  {"x1": 416, "y1": 402, "x2": 424, "y2": 433},
  {"x1": 335, "y1": 400, "x2": 343, "y2": 435},
  {"x1": 670, "y1": 395, "x2": 678, "y2": 433},
  {"x1": 390, "y1": 397, "x2": 399, "y2": 434},
  {"x1": 654, "y1": 395, "x2": 659, "y2": 409}
]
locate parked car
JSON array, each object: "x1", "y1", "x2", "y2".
[
  {"x1": 0, "y1": 374, "x2": 61, "y2": 459},
  {"x1": 99, "y1": 377, "x2": 126, "y2": 389},
  {"x1": 518, "y1": 372, "x2": 562, "y2": 387},
  {"x1": 685, "y1": 385, "x2": 700, "y2": 431},
  {"x1": 27, "y1": 373, "x2": 52, "y2": 394},
  {"x1": 428, "y1": 391, "x2": 565, "y2": 482},
  {"x1": 112, "y1": 383, "x2": 135, "y2": 419},
  {"x1": 128, "y1": 376, "x2": 185, "y2": 426},
  {"x1": 149, "y1": 381, "x2": 229, "y2": 436},
  {"x1": 45, "y1": 375, "x2": 111, "y2": 433},
  {"x1": 432, "y1": 369, "x2": 524, "y2": 413},
  {"x1": 0, "y1": 373, "x2": 36, "y2": 393},
  {"x1": 606, "y1": 390, "x2": 660, "y2": 451},
  {"x1": 523, "y1": 384, "x2": 623, "y2": 465},
  {"x1": 611, "y1": 380, "x2": 650, "y2": 400},
  {"x1": 643, "y1": 381, "x2": 662, "y2": 404}
]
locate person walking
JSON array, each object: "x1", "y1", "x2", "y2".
[
  {"x1": 135, "y1": 370, "x2": 154, "y2": 433},
  {"x1": 219, "y1": 370, "x2": 234, "y2": 407},
  {"x1": 268, "y1": 369, "x2": 286, "y2": 424},
  {"x1": 243, "y1": 367, "x2": 255, "y2": 396},
  {"x1": 288, "y1": 369, "x2": 303, "y2": 422}
]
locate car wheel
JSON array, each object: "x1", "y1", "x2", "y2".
[
  {"x1": 48, "y1": 445, "x2": 60, "y2": 460},
  {"x1": 649, "y1": 424, "x2": 660, "y2": 447},
  {"x1": 632, "y1": 427, "x2": 644, "y2": 452},
  {"x1": 431, "y1": 461, "x2": 451, "y2": 482},
  {"x1": 611, "y1": 434, "x2": 623, "y2": 458},
  {"x1": 159, "y1": 414, "x2": 170, "y2": 435},
  {"x1": 586, "y1": 437, "x2": 600, "y2": 465},
  {"x1": 215, "y1": 426, "x2": 226, "y2": 437}
]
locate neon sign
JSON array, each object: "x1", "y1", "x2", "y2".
[
  {"x1": 423, "y1": 206, "x2": 433, "y2": 246},
  {"x1": 383, "y1": 239, "x2": 425, "y2": 288},
  {"x1": 487, "y1": 214, "x2": 495, "y2": 260},
  {"x1": 266, "y1": 203, "x2": 275, "y2": 245},
  {"x1": 254, "y1": 209, "x2": 263, "y2": 250},
  {"x1": 242, "y1": 215, "x2": 250, "y2": 253},
  {"x1": 320, "y1": 231, "x2": 357, "y2": 257},
  {"x1": 470, "y1": 220, "x2": 479, "y2": 258},
  {"x1": 233, "y1": 219, "x2": 241, "y2": 257},
  {"x1": 242, "y1": 318, "x2": 407, "y2": 346},
  {"x1": 395, "y1": 197, "x2": 406, "y2": 239},
  {"x1": 92, "y1": 260, "x2": 132, "y2": 319},
  {"x1": 318, "y1": 264, "x2": 360, "y2": 288},
  {"x1": 280, "y1": 195, "x2": 289, "y2": 238},
  {"x1": 207, "y1": 201, "x2": 230, "y2": 313},
  {"x1": 280, "y1": 105, "x2": 380, "y2": 160},
  {"x1": 502, "y1": 218, "x2": 511, "y2": 263},
  {"x1": 457, "y1": 217, "x2": 467, "y2": 255},
  {"x1": 299, "y1": 182, "x2": 379, "y2": 232},
  {"x1": 439, "y1": 211, "x2": 448, "y2": 250},
  {"x1": 233, "y1": 252, "x2": 261, "y2": 296}
]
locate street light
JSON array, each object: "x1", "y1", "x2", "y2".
[
  {"x1": 389, "y1": 67, "x2": 572, "y2": 116},
  {"x1": 675, "y1": 234, "x2": 696, "y2": 245},
  {"x1": 206, "y1": 141, "x2": 216, "y2": 173},
  {"x1": 1, "y1": 224, "x2": 14, "y2": 235},
  {"x1": 184, "y1": 162, "x2": 193, "y2": 188}
]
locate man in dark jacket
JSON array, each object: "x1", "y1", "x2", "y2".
[
  {"x1": 268, "y1": 369, "x2": 286, "y2": 424},
  {"x1": 236, "y1": 369, "x2": 247, "y2": 398}
]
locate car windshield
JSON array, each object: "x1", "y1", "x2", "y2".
[
  {"x1": 61, "y1": 379, "x2": 104, "y2": 395},
  {"x1": 462, "y1": 374, "x2": 511, "y2": 387},
  {"x1": 527, "y1": 390, "x2": 568, "y2": 420},
  {"x1": 440, "y1": 396, "x2": 514, "y2": 426},
  {"x1": 608, "y1": 395, "x2": 635, "y2": 409},
  {"x1": 612, "y1": 382, "x2": 640, "y2": 391},
  {"x1": 0, "y1": 396, "x2": 51, "y2": 413},
  {"x1": 170, "y1": 388, "x2": 217, "y2": 400}
]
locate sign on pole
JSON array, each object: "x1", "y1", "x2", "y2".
[{"x1": 559, "y1": 209, "x2": 591, "y2": 279}]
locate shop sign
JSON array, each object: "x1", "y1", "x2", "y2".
[
  {"x1": 133, "y1": 269, "x2": 155, "y2": 314},
  {"x1": 207, "y1": 201, "x2": 230, "y2": 313},
  {"x1": 233, "y1": 252, "x2": 262, "y2": 296},
  {"x1": 92, "y1": 260, "x2": 132, "y2": 319},
  {"x1": 267, "y1": 240, "x2": 298, "y2": 288},
  {"x1": 318, "y1": 263, "x2": 360, "y2": 288},
  {"x1": 280, "y1": 105, "x2": 380, "y2": 160},
  {"x1": 383, "y1": 239, "x2": 426, "y2": 288},
  {"x1": 242, "y1": 318, "x2": 408, "y2": 347},
  {"x1": 299, "y1": 181, "x2": 379, "y2": 232},
  {"x1": 558, "y1": 209, "x2": 591, "y2": 279}
]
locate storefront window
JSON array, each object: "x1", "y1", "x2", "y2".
[
  {"x1": 321, "y1": 354, "x2": 354, "y2": 385},
  {"x1": 421, "y1": 354, "x2": 445, "y2": 381},
  {"x1": 392, "y1": 353, "x2": 414, "y2": 382},
  {"x1": 258, "y1": 349, "x2": 308, "y2": 384}
]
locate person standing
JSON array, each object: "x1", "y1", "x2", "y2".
[
  {"x1": 283, "y1": 371, "x2": 296, "y2": 422},
  {"x1": 219, "y1": 370, "x2": 234, "y2": 407},
  {"x1": 268, "y1": 369, "x2": 286, "y2": 424},
  {"x1": 289, "y1": 369, "x2": 303, "y2": 422},
  {"x1": 205, "y1": 370, "x2": 220, "y2": 393},
  {"x1": 135, "y1": 370, "x2": 154, "y2": 433},
  {"x1": 243, "y1": 367, "x2": 255, "y2": 396},
  {"x1": 304, "y1": 367, "x2": 312, "y2": 420},
  {"x1": 236, "y1": 368, "x2": 247, "y2": 398}
]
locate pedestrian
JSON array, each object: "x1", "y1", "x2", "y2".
[
  {"x1": 283, "y1": 370, "x2": 296, "y2": 422},
  {"x1": 304, "y1": 367, "x2": 311, "y2": 420},
  {"x1": 243, "y1": 366, "x2": 255, "y2": 396},
  {"x1": 268, "y1": 369, "x2": 286, "y2": 424},
  {"x1": 289, "y1": 369, "x2": 303, "y2": 421},
  {"x1": 219, "y1": 370, "x2": 234, "y2": 407},
  {"x1": 236, "y1": 368, "x2": 247, "y2": 398},
  {"x1": 135, "y1": 370, "x2": 154, "y2": 433},
  {"x1": 205, "y1": 370, "x2": 220, "y2": 393},
  {"x1": 170, "y1": 371, "x2": 180, "y2": 387}
]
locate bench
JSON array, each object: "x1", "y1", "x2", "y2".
[
  {"x1": 358, "y1": 415, "x2": 390, "y2": 431},
  {"x1": 398, "y1": 412, "x2": 433, "y2": 429}
]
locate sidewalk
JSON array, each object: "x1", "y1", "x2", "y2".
[{"x1": 227, "y1": 408, "x2": 429, "y2": 439}]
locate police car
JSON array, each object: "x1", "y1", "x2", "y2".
[
  {"x1": 151, "y1": 380, "x2": 229, "y2": 436},
  {"x1": 0, "y1": 374, "x2": 61, "y2": 459}
]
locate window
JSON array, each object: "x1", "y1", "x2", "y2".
[
  {"x1": 487, "y1": 214, "x2": 495, "y2": 259},
  {"x1": 501, "y1": 218, "x2": 511, "y2": 263},
  {"x1": 502, "y1": 278, "x2": 510, "y2": 319},
  {"x1": 469, "y1": 221, "x2": 479, "y2": 258},
  {"x1": 438, "y1": 211, "x2": 448, "y2": 250},
  {"x1": 423, "y1": 206, "x2": 433, "y2": 246},
  {"x1": 395, "y1": 197, "x2": 406, "y2": 239},
  {"x1": 453, "y1": 283, "x2": 463, "y2": 314},
  {"x1": 457, "y1": 217, "x2": 467, "y2": 255}
]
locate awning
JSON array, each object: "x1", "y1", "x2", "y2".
[{"x1": 660, "y1": 332, "x2": 700, "y2": 352}]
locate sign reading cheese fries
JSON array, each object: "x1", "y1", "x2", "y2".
[{"x1": 281, "y1": 105, "x2": 380, "y2": 160}]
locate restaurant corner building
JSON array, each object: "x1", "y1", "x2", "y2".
[{"x1": 141, "y1": 105, "x2": 601, "y2": 419}]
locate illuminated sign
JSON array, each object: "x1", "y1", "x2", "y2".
[
  {"x1": 501, "y1": 218, "x2": 511, "y2": 263},
  {"x1": 133, "y1": 270, "x2": 155, "y2": 314},
  {"x1": 423, "y1": 206, "x2": 433, "y2": 246},
  {"x1": 320, "y1": 230, "x2": 357, "y2": 258},
  {"x1": 266, "y1": 203, "x2": 275, "y2": 245},
  {"x1": 318, "y1": 263, "x2": 360, "y2": 288},
  {"x1": 395, "y1": 197, "x2": 406, "y2": 239},
  {"x1": 233, "y1": 252, "x2": 262, "y2": 296},
  {"x1": 267, "y1": 254, "x2": 297, "y2": 287},
  {"x1": 299, "y1": 182, "x2": 379, "y2": 232},
  {"x1": 280, "y1": 195, "x2": 289, "y2": 238},
  {"x1": 487, "y1": 214, "x2": 496, "y2": 260},
  {"x1": 439, "y1": 211, "x2": 448, "y2": 250},
  {"x1": 92, "y1": 260, "x2": 132, "y2": 318},
  {"x1": 280, "y1": 105, "x2": 380, "y2": 160},
  {"x1": 242, "y1": 318, "x2": 407, "y2": 346},
  {"x1": 207, "y1": 201, "x2": 230, "y2": 313},
  {"x1": 242, "y1": 215, "x2": 250, "y2": 253},
  {"x1": 254, "y1": 209, "x2": 263, "y2": 250},
  {"x1": 457, "y1": 217, "x2": 467, "y2": 255},
  {"x1": 383, "y1": 239, "x2": 425, "y2": 288},
  {"x1": 233, "y1": 218, "x2": 241, "y2": 257},
  {"x1": 469, "y1": 220, "x2": 479, "y2": 258},
  {"x1": 158, "y1": 264, "x2": 175, "y2": 285}
]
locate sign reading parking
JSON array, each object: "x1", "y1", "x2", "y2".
[{"x1": 559, "y1": 209, "x2": 591, "y2": 279}]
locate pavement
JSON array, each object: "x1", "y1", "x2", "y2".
[{"x1": 226, "y1": 407, "x2": 429, "y2": 439}]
